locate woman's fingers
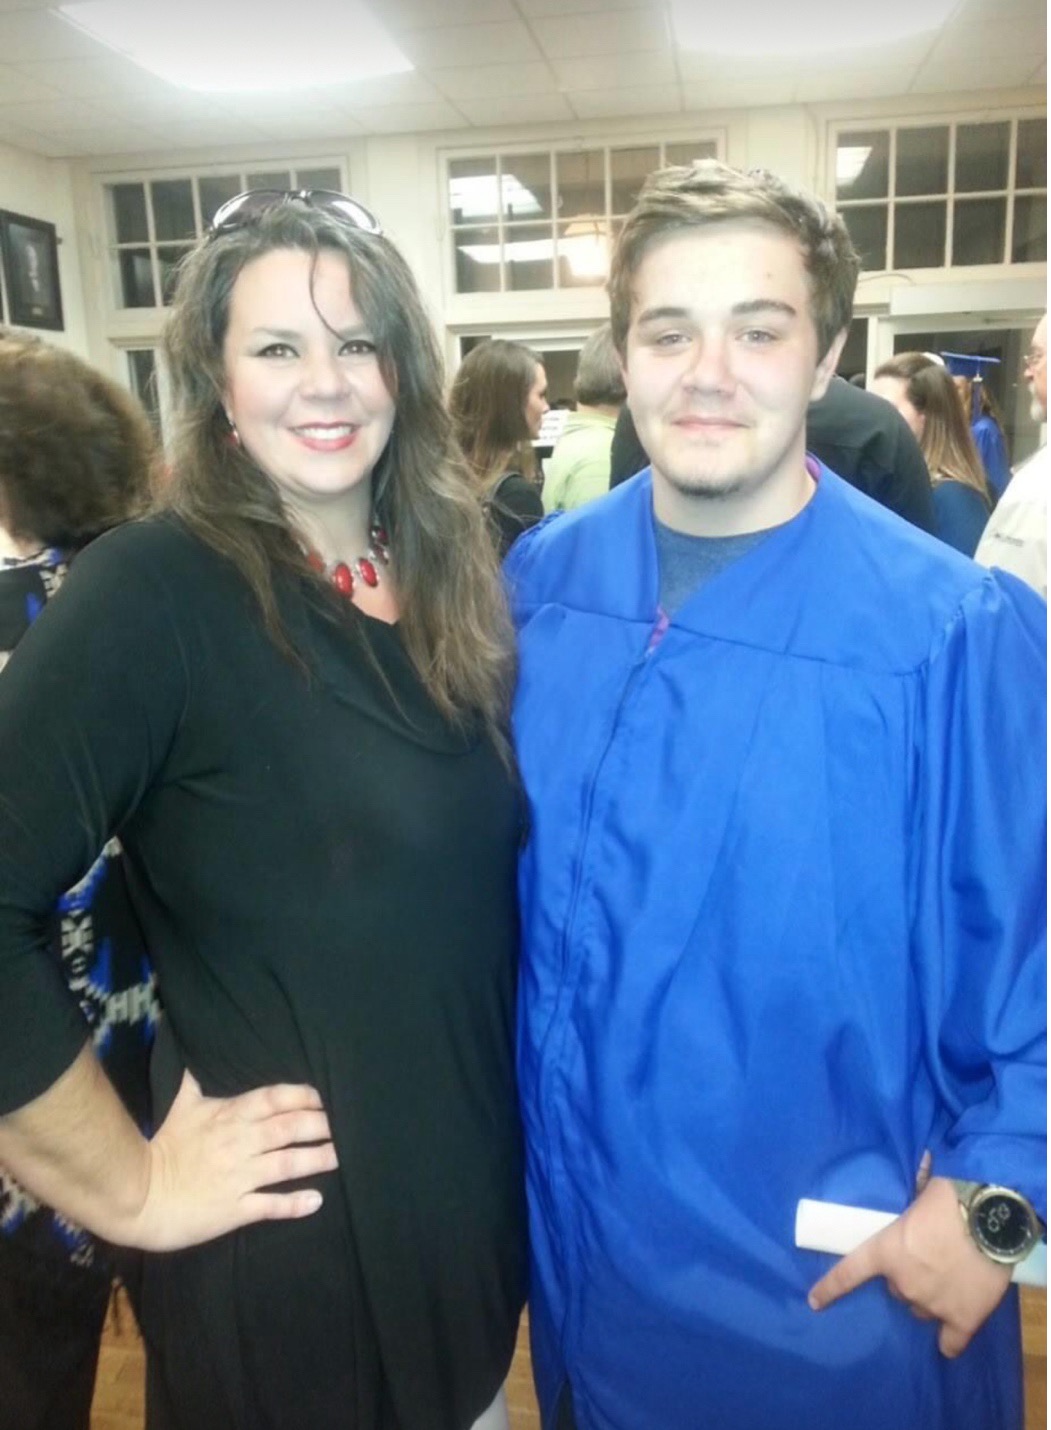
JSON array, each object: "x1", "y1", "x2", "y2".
[
  {"x1": 252, "y1": 1108, "x2": 334, "y2": 1153},
  {"x1": 253, "y1": 1141, "x2": 340, "y2": 1187}
]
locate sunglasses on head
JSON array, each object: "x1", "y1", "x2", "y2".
[{"x1": 208, "y1": 189, "x2": 383, "y2": 238}]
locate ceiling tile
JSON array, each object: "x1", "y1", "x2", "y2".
[
  {"x1": 793, "y1": 67, "x2": 923, "y2": 103},
  {"x1": 910, "y1": 52, "x2": 1043, "y2": 92},
  {"x1": 550, "y1": 49, "x2": 676, "y2": 91},
  {"x1": 0, "y1": 9, "x2": 117, "y2": 62},
  {"x1": 532, "y1": 8, "x2": 670, "y2": 58},
  {"x1": 923, "y1": 16, "x2": 1046, "y2": 63},
  {"x1": 455, "y1": 91, "x2": 576, "y2": 124},
  {"x1": 0, "y1": 61, "x2": 64, "y2": 104},
  {"x1": 429, "y1": 61, "x2": 558, "y2": 100},
  {"x1": 679, "y1": 74, "x2": 798, "y2": 108},
  {"x1": 380, "y1": 0, "x2": 519, "y2": 28},
  {"x1": 2, "y1": 95, "x2": 112, "y2": 132},
  {"x1": 344, "y1": 99, "x2": 468, "y2": 132},
  {"x1": 567, "y1": 85, "x2": 683, "y2": 119},
  {"x1": 316, "y1": 72, "x2": 445, "y2": 108},
  {"x1": 398, "y1": 21, "x2": 543, "y2": 68},
  {"x1": 9, "y1": 56, "x2": 163, "y2": 101},
  {"x1": 516, "y1": 0, "x2": 644, "y2": 14}
]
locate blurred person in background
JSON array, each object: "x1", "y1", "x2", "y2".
[
  {"x1": 976, "y1": 314, "x2": 1048, "y2": 596},
  {"x1": 871, "y1": 352, "x2": 991, "y2": 555},
  {"x1": 542, "y1": 324, "x2": 624, "y2": 512},
  {"x1": 0, "y1": 330, "x2": 158, "y2": 1430},
  {"x1": 450, "y1": 338, "x2": 548, "y2": 556}
]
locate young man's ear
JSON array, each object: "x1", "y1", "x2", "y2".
[{"x1": 810, "y1": 329, "x2": 849, "y2": 403}]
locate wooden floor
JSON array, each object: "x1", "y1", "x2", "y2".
[{"x1": 92, "y1": 1286, "x2": 1046, "y2": 1430}]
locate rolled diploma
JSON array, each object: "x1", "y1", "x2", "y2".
[{"x1": 795, "y1": 1198, "x2": 1047, "y2": 1288}]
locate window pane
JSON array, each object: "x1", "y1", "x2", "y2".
[
  {"x1": 295, "y1": 166, "x2": 341, "y2": 191},
  {"x1": 557, "y1": 219, "x2": 610, "y2": 288},
  {"x1": 836, "y1": 131, "x2": 889, "y2": 200},
  {"x1": 896, "y1": 126, "x2": 948, "y2": 197},
  {"x1": 110, "y1": 183, "x2": 148, "y2": 244},
  {"x1": 454, "y1": 225, "x2": 501, "y2": 293},
  {"x1": 246, "y1": 170, "x2": 291, "y2": 190},
  {"x1": 151, "y1": 179, "x2": 196, "y2": 241},
  {"x1": 449, "y1": 157, "x2": 498, "y2": 226},
  {"x1": 1011, "y1": 194, "x2": 1047, "y2": 263},
  {"x1": 955, "y1": 123, "x2": 1009, "y2": 193},
  {"x1": 127, "y1": 349, "x2": 160, "y2": 430},
  {"x1": 557, "y1": 150, "x2": 606, "y2": 220},
  {"x1": 952, "y1": 197, "x2": 1006, "y2": 265},
  {"x1": 610, "y1": 146, "x2": 659, "y2": 214},
  {"x1": 664, "y1": 139, "x2": 717, "y2": 167},
  {"x1": 199, "y1": 175, "x2": 243, "y2": 229},
  {"x1": 1015, "y1": 119, "x2": 1047, "y2": 190},
  {"x1": 894, "y1": 200, "x2": 946, "y2": 268},
  {"x1": 117, "y1": 248, "x2": 155, "y2": 307},
  {"x1": 159, "y1": 244, "x2": 194, "y2": 304},
  {"x1": 502, "y1": 154, "x2": 551, "y2": 221},
  {"x1": 841, "y1": 205, "x2": 887, "y2": 271},
  {"x1": 505, "y1": 222, "x2": 554, "y2": 291}
]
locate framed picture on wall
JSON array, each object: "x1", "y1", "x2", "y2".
[{"x1": 0, "y1": 210, "x2": 63, "y2": 331}]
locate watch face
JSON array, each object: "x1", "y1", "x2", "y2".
[{"x1": 971, "y1": 1190, "x2": 1036, "y2": 1260}]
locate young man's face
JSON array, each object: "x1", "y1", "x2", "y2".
[{"x1": 622, "y1": 221, "x2": 843, "y2": 535}]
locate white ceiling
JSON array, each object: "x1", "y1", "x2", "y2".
[{"x1": 0, "y1": 0, "x2": 1044, "y2": 160}]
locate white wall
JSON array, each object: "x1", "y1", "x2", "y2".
[{"x1": 0, "y1": 140, "x2": 89, "y2": 356}]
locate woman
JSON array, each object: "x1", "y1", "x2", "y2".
[
  {"x1": 0, "y1": 194, "x2": 526, "y2": 1430},
  {"x1": 871, "y1": 353, "x2": 992, "y2": 556},
  {"x1": 953, "y1": 375, "x2": 1012, "y2": 502},
  {"x1": 450, "y1": 338, "x2": 549, "y2": 556},
  {"x1": 0, "y1": 332, "x2": 158, "y2": 1430}
]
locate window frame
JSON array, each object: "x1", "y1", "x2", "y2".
[
  {"x1": 443, "y1": 132, "x2": 725, "y2": 298},
  {"x1": 830, "y1": 111, "x2": 1046, "y2": 274},
  {"x1": 101, "y1": 158, "x2": 348, "y2": 313}
]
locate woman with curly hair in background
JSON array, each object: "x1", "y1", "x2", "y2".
[{"x1": 0, "y1": 330, "x2": 159, "y2": 1430}]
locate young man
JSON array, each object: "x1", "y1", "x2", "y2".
[{"x1": 506, "y1": 163, "x2": 1046, "y2": 1430}]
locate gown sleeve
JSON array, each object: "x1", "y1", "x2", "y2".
[
  {"x1": 913, "y1": 569, "x2": 1047, "y2": 1216},
  {"x1": 0, "y1": 524, "x2": 189, "y2": 1114}
]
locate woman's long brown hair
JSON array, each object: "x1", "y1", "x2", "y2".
[{"x1": 159, "y1": 203, "x2": 515, "y2": 749}]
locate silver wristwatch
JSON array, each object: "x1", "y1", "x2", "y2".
[{"x1": 953, "y1": 1181, "x2": 1044, "y2": 1266}]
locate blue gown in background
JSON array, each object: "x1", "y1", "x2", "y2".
[
  {"x1": 971, "y1": 413, "x2": 1012, "y2": 500},
  {"x1": 932, "y1": 477, "x2": 990, "y2": 556},
  {"x1": 507, "y1": 467, "x2": 1046, "y2": 1430}
]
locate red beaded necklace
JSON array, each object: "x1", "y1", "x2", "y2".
[{"x1": 306, "y1": 522, "x2": 390, "y2": 600}]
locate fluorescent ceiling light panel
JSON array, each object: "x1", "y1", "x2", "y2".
[
  {"x1": 672, "y1": 0, "x2": 957, "y2": 56},
  {"x1": 56, "y1": 0, "x2": 413, "y2": 92}
]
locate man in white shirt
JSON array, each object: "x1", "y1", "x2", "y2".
[{"x1": 975, "y1": 314, "x2": 1047, "y2": 597}]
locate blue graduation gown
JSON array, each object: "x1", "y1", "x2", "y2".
[{"x1": 506, "y1": 467, "x2": 1046, "y2": 1430}]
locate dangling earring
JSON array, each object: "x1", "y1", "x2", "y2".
[{"x1": 225, "y1": 411, "x2": 241, "y2": 448}]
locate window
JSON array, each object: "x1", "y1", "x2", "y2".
[
  {"x1": 448, "y1": 137, "x2": 720, "y2": 294},
  {"x1": 833, "y1": 117, "x2": 1046, "y2": 272},
  {"x1": 105, "y1": 164, "x2": 343, "y2": 310}
]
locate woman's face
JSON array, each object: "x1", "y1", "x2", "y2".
[
  {"x1": 222, "y1": 246, "x2": 395, "y2": 527},
  {"x1": 870, "y1": 374, "x2": 925, "y2": 442},
  {"x1": 524, "y1": 362, "x2": 549, "y2": 439}
]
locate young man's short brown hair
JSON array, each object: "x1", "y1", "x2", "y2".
[{"x1": 608, "y1": 160, "x2": 860, "y2": 362}]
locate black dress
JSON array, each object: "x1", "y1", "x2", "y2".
[
  {"x1": 486, "y1": 472, "x2": 545, "y2": 558},
  {"x1": 0, "y1": 517, "x2": 527, "y2": 1430}
]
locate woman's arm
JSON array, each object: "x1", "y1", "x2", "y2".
[{"x1": 0, "y1": 1043, "x2": 336, "y2": 1249}]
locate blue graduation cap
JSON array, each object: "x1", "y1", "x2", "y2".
[
  {"x1": 940, "y1": 352, "x2": 1001, "y2": 419},
  {"x1": 940, "y1": 351, "x2": 1001, "y2": 380}
]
